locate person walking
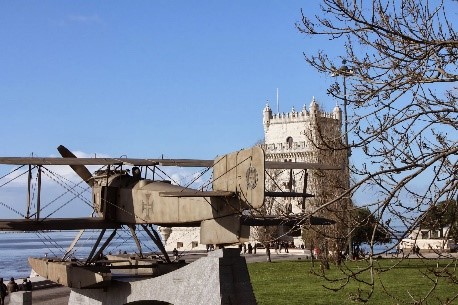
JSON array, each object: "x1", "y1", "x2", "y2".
[
  {"x1": 7, "y1": 277, "x2": 18, "y2": 294},
  {"x1": 21, "y1": 278, "x2": 32, "y2": 292},
  {"x1": 172, "y1": 248, "x2": 179, "y2": 261},
  {"x1": 0, "y1": 278, "x2": 7, "y2": 305}
]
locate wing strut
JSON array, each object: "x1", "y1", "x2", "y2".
[
  {"x1": 301, "y1": 170, "x2": 309, "y2": 212},
  {"x1": 37, "y1": 165, "x2": 42, "y2": 220},
  {"x1": 89, "y1": 229, "x2": 118, "y2": 264},
  {"x1": 26, "y1": 165, "x2": 32, "y2": 219},
  {"x1": 63, "y1": 229, "x2": 85, "y2": 260},
  {"x1": 85, "y1": 229, "x2": 106, "y2": 264},
  {"x1": 141, "y1": 224, "x2": 171, "y2": 263},
  {"x1": 128, "y1": 225, "x2": 143, "y2": 258}
]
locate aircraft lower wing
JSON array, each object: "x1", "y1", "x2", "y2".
[
  {"x1": 0, "y1": 218, "x2": 203, "y2": 231},
  {"x1": 0, "y1": 218, "x2": 121, "y2": 231}
]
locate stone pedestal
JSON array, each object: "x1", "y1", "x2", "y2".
[
  {"x1": 9, "y1": 291, "x2": 32, "y2": 305},
  {"x1": 69, "y1": 248, "x2": 257, "y2": 305}
]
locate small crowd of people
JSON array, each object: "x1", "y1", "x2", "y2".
[
  {"x1": 272, "y1": 241, "x2": 294, "y2": 254},
  {"x1": 206, "y1": 244, "x2": 215, "y2": 252},
  {"x1": 238, "y1": 240, "x2": 299, "y2": 255},
  {"x1": 0, "y1": 277, "x2": 32, "y2": 305},
  {"x1": 239, "y1": 243, "x2": 258, "y2": 254}
]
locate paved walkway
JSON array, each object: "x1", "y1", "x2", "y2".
[{"x1": 4, "y1": 277, "x2": 70, "y2": 305}]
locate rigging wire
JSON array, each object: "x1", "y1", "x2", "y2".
[
  {"x1": 38, "y1": 231, "x2": 67, "y2": 255},
  {"x1": 180, "y1": 167, "x2": 212, "y2": 189},
  {"x1": 0, "y1": 166, "x2": 29, "y2": 188},
  {"x1": 29, "y1": 167, "x2": 93, "y2": 219},
  {"x1": 0, "y1": 165, "x2": 27, "y2": 182},
  {"x1": 137, "y1": 228, "x2": 163, "y2": 256},
  {"x1": 107, "y1": 227, "x2": 134, "y2": 254},
  {"x1": 136, "y1": 229, "x2": 154, "y2": 252},
  {"x1": 152, "y1": 166, "x2": 180, "y2": 185},
  {"x1": 34, "y1": 231, "x2": 63, "y2": 257},
  {"x1": 41, "y1": 186, "x2": 90, "y2": 220},
  {"x1": 105, "y1": 229, "x2": 126, "y2": 253},
  {"x1": 41, "y1": 167, "x2": 92, "y2": 206},
  {"x1": 0, "y1": 201, "x2": 25, "y2": 218}
]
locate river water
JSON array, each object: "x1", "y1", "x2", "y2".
[
  {"x1": 0, "y1": 230, "x2": 159, "y2": 280},
  {"x1": 0, "y1": 229, "x2": 402, "y2": 281}
]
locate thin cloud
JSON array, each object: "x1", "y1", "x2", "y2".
[{"x1": 67, "y1": 14, "x2": 103, "y2": 25}]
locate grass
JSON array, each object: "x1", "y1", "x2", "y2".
[{"x1": 248, "y1": 258, "x2": 458, "y2": 305}]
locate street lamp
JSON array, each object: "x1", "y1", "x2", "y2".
[
  {"x1": 332, "y1": 59, "x2": 354, "y2": 259},
  {"x1": 332, "y1": 60, "x2": 354, "y2": 155}
]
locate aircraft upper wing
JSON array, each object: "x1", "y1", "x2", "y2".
[
  {"x1": 0, "y1": 157, "x2": 156, "y2": 166},
  {"x1": 158, "y1": 159, "x2": 213, "y2": 167},
  {"x1": 0, "y1": 157, "x2": 342, "y2": 169},
  {"x1": 0, "y1": 157, "x2": 214, "y2": 167}
]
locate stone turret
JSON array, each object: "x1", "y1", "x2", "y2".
[
  {"x1": 263, "y1": 102, "x2": 272, "y2": 131},
  {"x1": 333, "y1": 103, "x2": 342, "y2": 123},
  {"x1": 309, "y1": 96, "x2": 318, "y2": 117}
]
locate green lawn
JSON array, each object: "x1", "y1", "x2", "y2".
[{"x1": 248, "y1": 258, "x2": 458, "y2": 305}]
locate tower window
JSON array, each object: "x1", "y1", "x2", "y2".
[{"x1": 286, "y1": 136, "x2": 293, "y2": 148}]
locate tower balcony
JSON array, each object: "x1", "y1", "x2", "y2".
[{"x1": 260, "y1": 142, "x2": 308, "y2": 154}]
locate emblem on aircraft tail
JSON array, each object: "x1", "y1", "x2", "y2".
[{"x1": 246, "y1": 166, "x2": 258, "y2": 189}]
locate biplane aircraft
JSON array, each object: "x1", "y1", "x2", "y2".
[{"x1": 0, "y1": 145, "x2": 338, "y2": 289}]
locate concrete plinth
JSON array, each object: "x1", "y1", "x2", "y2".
[
  {"x1": 68, "y1": 248, "x2": 257, "y2": 305},
  {"x1": 9, "y1": 291, "x2": 32, "y2": 305}
]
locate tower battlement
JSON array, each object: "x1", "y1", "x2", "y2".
[
  {"x1": 263, "y1": 97, "x2": 342, "y2": 131},
  {"x1": 263, "y1": 97, "x2": 342, "y2": 146}
]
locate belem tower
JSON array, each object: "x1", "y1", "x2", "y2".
[{"x1": 159, "y1": 97, "x2": 349, "y2": 250}]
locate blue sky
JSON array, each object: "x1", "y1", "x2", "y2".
[
  {"x1": 0, "y1": 1, "x2": 337, "y2": 160},
  {"x1": 0, "y1": 2, "x2": 355, "y2": 219}
]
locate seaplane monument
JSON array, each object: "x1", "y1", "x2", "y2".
[{"x1": 0, "y1": 145, "x2": 338, "y2": 305}]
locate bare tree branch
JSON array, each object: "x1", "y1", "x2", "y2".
[{"x1": 297, "y1": 0, "x2": 458, "y2": 301}]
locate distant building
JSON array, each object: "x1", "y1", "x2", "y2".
[
  {"x1": 159, "y1": 98, "x2": 350, "y2": 251},
  {"x1": 400, "y1": 226, "x2": 457, "y2": 253}
]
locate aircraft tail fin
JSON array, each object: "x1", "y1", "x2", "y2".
[{"x1": 212, "y1": 146, "x2": 265, "y2": 209}]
